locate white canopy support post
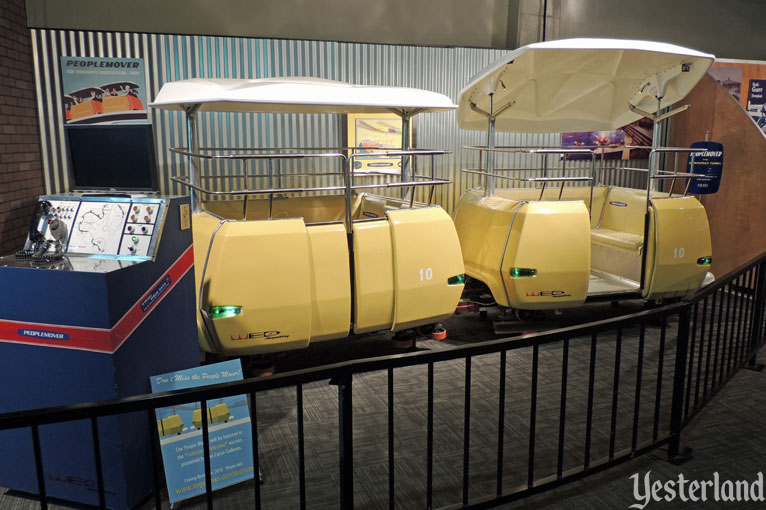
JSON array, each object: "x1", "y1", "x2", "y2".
[
  {"x1": 650, "y1": 96, "x2": 663, "y2": 193},
  {"x1": 469, "y1": 94, "x2": 516, "y2": 197},
  {"x1": 184, "y1": 104, "x2": 201, "y2": 214},
  {"x1": 388, "y1": 107, "x2": 426, "y2": 200},
  {"x1": 486, "y1": 94, "x2": 496, "y2": 196},
  {"x1": 401, "y1": 112, "x2": 411, "y2": 200}
]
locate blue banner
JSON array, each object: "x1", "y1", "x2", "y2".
[
  {"x1": 686, "y1": 141, "x2": 724, "y2": 195},
  {"x1": 150, "y1": 360, "x2": 254, "y2": 505}
]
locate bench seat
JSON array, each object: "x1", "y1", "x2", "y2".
[{"x1": 591, "y1": 227, "x2": 643, "y2": 253}]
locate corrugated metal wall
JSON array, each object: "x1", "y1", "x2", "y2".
[{"x1": 31, "y1": 29, "x2": 642, "y2": 213}]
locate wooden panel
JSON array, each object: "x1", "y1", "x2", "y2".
[{"x1": 670, "y1": 73, "x2": 766, "y2": 276}]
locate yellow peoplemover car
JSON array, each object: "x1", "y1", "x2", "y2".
[
  {"x1": 192, "y1": 404, "x2": 230, "y2": 430},
  {"x1": 151, "y1": 78, "x2": 465, "y2": 356},
  {"x1": 454, "y1": 39, "x2": 715, "y2": 313},
  {"x1": 156, "y1": 414, "x2": 183, "y2": 437}
]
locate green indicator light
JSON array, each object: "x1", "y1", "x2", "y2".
[
  {"x1": 448, "y1": 274, "x2": 466, "y2": 285},
  {"x1": 131, "y1": 236, "x2": 138, "y2": 243},
  {"x1": 510, "y1": 268, "x2": 537, "y2": 278},
  {"x1": 208, "y1": 306, "x2": 242, "y2": 319},
  {"x1": 697, "y1": 256, "x2": 712, "y2": 266}
]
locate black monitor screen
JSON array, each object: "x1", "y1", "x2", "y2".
[{"x1": 66, "y1": 124, "x2": 159, "y2": 192}]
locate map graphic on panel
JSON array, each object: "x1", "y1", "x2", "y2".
[{"x1": 67, "y1": 202, "x2": 128, "y2": 254}]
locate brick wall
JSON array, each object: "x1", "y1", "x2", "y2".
[{"x1": 0, "y1": 0, "x2": 44, "y2": 255}]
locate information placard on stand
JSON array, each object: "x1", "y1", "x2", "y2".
[{"x1": 150, "y1": 359, "x2": 255, "y2": 505}]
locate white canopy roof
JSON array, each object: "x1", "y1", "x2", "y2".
[
  {"x1": 150, "y1": 77, "x2": 456, "y2": 114},
  {"x1": 457, "y1": 38, "x2": 714, "y2": 133}
]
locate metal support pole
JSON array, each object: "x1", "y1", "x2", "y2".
[
  {"x1": 642, "y1": 96, "x2": 663, "y2": 291},
  {"x1": 486, "y1": 94, "x2": 496, "y2": 197},
  {"x1": 344, "y1": 156, "x2": 353, "y2": 234},
  {"x1": 185, "y1": 106, "x2": 202, "y2": 214},
  {"x1": 336, "y1": 371, "x2": 354, "y2": 510},
  {"x1": 401, "y1": 115, "x2": 411, "y2": 200},
  {"x1": 268, "y1": 160, "x2": 274, "y2": 219},
  {"x1": 649, "y1": 96, "x2": 663, "y2": 195},
  {"x1": 668, "y1": 305, "x2": 693, "y2": 464}
]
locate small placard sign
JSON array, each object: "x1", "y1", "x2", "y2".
[
  {"x1": 687, "y1": 141, "x2": 724, "y2": 195},
  {"x1": 150, "y1": 359, "x2": 254, "y2": 505}
]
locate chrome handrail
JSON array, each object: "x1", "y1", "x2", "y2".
[
  {"x1": 171, "y1": 176, "x2": 452, "y2": 196},
  {"x1": 462, "y1": 145, "x2": 597, "y2": 212},
  {"x1": 171, "y1": 146, "x2": 452, "y2": 232}
]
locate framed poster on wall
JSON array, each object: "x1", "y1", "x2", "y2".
[
  {"x1": 346, "y1": 113, "x2": 413, "y2": 174},
  {"x1": 708, "y1": 59, "x2": 766, "y2": 133},
  {"x1": 60, "y1": 56, "x2": 148, "y2": 125},
  {"x1": 562, "y1": 118, "x2": 653, "y2": 160}
]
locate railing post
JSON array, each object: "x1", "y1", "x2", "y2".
[
  {"x1": 748, "y1": 260, "x2": 766, "y2": 369},
  {"x1": 668, "y1": 305, "x2": 693, "y2": 463},
  {"x1": 333, "y1": 370, "x2": 354, "y2": 510}
]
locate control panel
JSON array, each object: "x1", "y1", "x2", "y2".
[{"x1": 23, "y1": 195, "x2": 168, "y2": 261}]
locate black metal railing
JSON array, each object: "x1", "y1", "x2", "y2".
[{"x1": 1, "y1": 254, "x2": 765, "y2": 510}]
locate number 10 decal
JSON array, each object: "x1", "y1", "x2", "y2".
[
  {"x1": 419, "y1": 267, "x2": 433, "y2": 281},
  {"x1": 673, "y1": 247, "x2": 685, "y2": 259}
]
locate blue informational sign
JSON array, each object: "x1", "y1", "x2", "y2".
[
  {"x1": 150, "y1": 360, "x2": 254, "y2": 505},
  {"x1": 747, "y1": 79, "x2": 766, "y2": 130},
  {"x1": 687, "y1": 141, "x2": 724, "y2": 195}
]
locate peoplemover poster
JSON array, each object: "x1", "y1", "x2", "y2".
[
  {"x1": 150, "y1": 359, "x2": 255, "y2": 505},
  {"x1": 60, "y1": 56, "x2": 147, "y2": 124},
  {"x1": 347, "y1": 112, "x2": 412, "y2": 173}
]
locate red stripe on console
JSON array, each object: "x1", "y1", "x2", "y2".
[
  {"x1": 111, "y1": 246, "x2": 195, "y2": 351},
  {"x1": 0, "y1": 245, "x2": 195, "y2": 354},
  {"x1": 0, "y1": 320, "x2": 112, "y2": 353}
]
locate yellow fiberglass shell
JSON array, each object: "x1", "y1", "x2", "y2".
[
  {"x1": 643, "y1": 196, "x2": 711, "y2": 299},
  {"x1": 192, "y1": 403, "x2": 231, "y2": 429},
  {"x1": 157, "y1": 414, "x2": 184, "y2": 437},
  {"x1": 194, "y1": 213, "x2": 314, "y2": 355},
  {"x1": 353, "y1": 220, "x2": 395, "y2": 334},
  {"x1": 454, "y1": 190, "x2": 591, "y2": 309},
  {"x1": 454, "y1": 190, "x2": 521, "y2": 307},
  {"x1": 387, "y1": 207, "x2": 465, "y2": 330},
  {"x1": 306, "y1": 223, "x2": 351, "y2": 342},
  {"x1": 502, "y1": 201, "x2": 591, "y2": 309},
  {"x1": 193, "y1": 211, "x2": 352, "y2": 355}
]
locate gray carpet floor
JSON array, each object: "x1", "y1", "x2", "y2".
[{"x1": 2, "y1": 299, "x2": 764, "y2": 509}]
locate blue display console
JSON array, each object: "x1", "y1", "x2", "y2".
[{"x1": 0, "y1": 194, "x2": 200, "y2": 509}]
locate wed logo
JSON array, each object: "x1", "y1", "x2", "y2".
[{"x1": 629, "y1": 471, "x2": 765, "y2": 509}]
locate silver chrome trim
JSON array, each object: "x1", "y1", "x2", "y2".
[
  {"x1": 198, "y1": 218, "x2": 227, "y2": 354},
  {"x1": 498, "y1": 200, "x2": 526, "y2": 308}
]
